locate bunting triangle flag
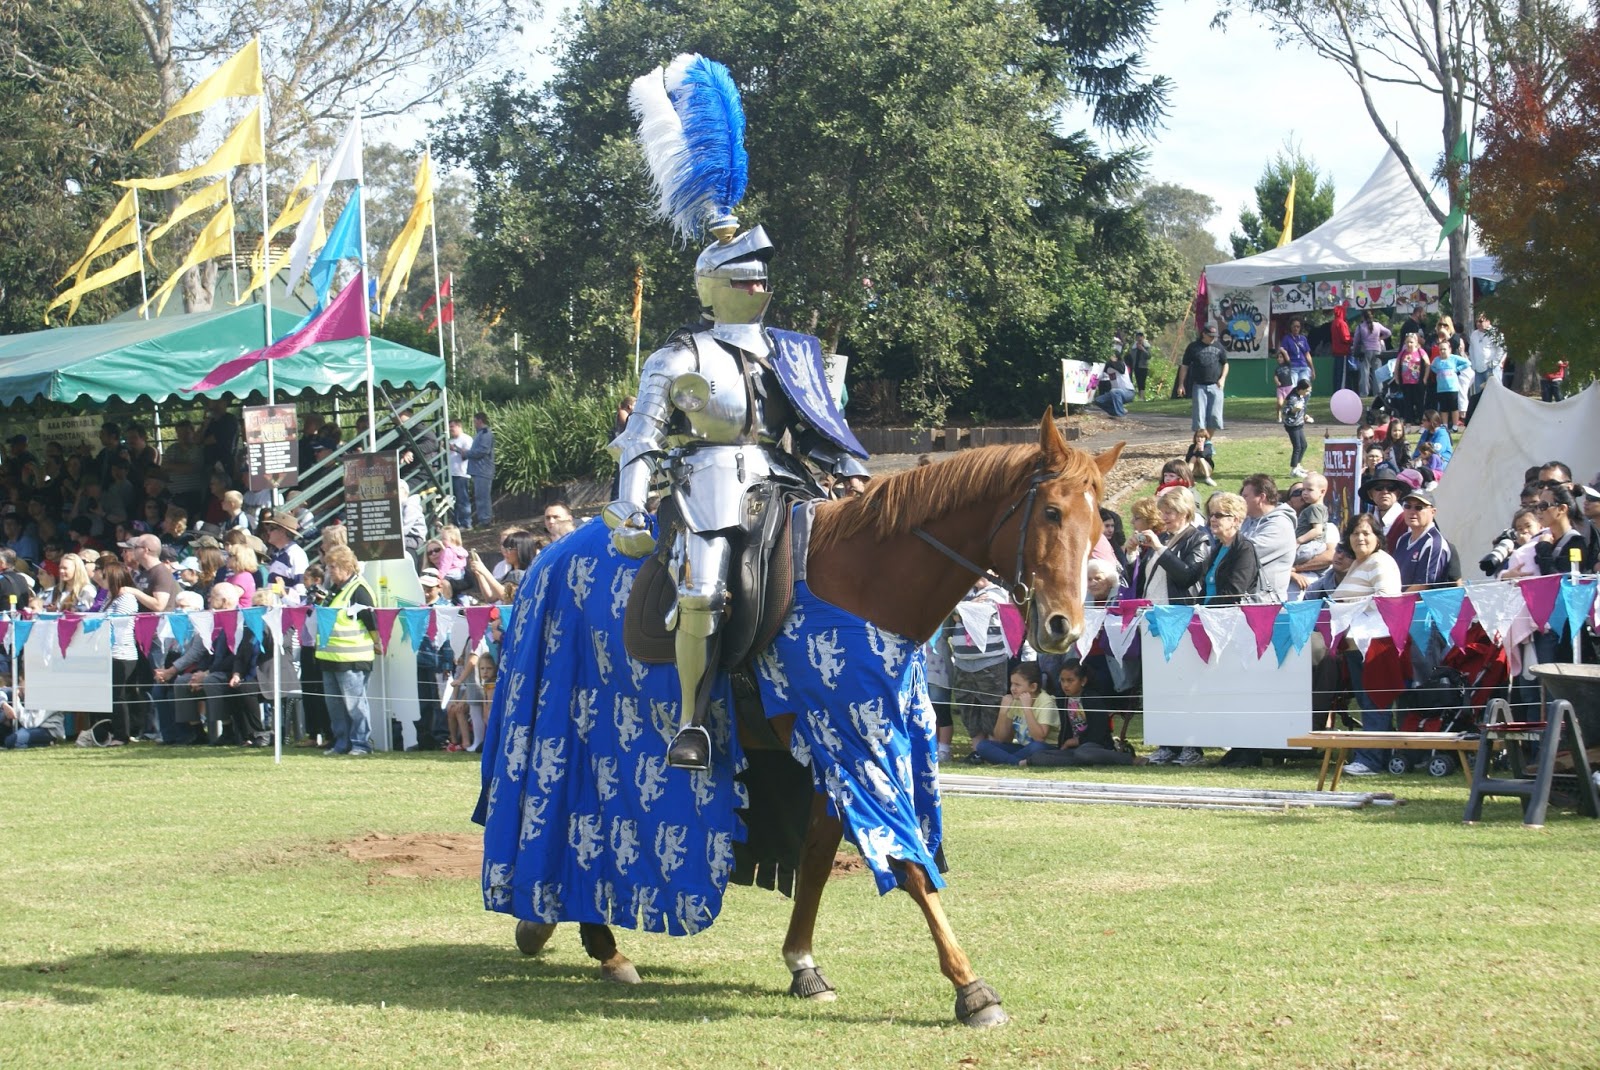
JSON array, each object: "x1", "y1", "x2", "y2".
[
  {"x1": 1271, "y1": 616, "x2": 1296, "y2": 666},
  {"x1": 241, "y1": 607, "x2": 268, "y2": 647},
  {"x1": 1102, "y1": 609, "x2": 1143, "y2": 662},
  {"x1": 46, "y1": 249, "x2": 143, "y2": 323},
  {"x1": 435, "y1": 605, "x2": 463, "y2": 655},
  {"x1": 280, "y1": 605, "x2": 310, "y2": 642},
  {"x1": 1519, "y1": 574, "x2": 1562, "y2": 632},
  {"x1": 214, "y1": 609, "x2": 240, "y2": 652},
  {"x1": 1239, "y1": 603, "x2": 1281, "y2": 659},
  {"x1": 1556, "y1": 578, "x2": 1598, "y2": 640},
  {"x1": 316, "y1": 607, "x2": 340, "y2": 650},
  {"x1": 1282, "y1": 598, "x2": 1323, "y2": 654},
  {"x1": 374, "y1": 608, "x2": 400, "y2": 655},
  {"x1": 1196, "y1": 605, "x2": 1253, "y2": 664},
  {"x1": 167, "y1": 611, "x2": 193, "y2": 652},
  {"x1": 1463, "y1": 581, "x2": 1525, "y2": 643},
  {"x1": 13, "y1": 620, "x2": 33, "y2": 652},
  {"x1": 147, "y1": 179, "x2": 228, "y2": 245},
  {"x1": 143, "y1": 201, "x2": 236, "y2": 316},
  {"x1": 464, "y1": 605, "x2": 496, "y2": 651},
  {"x1": 134, "y1": 40, "x2": 263, "y2": 149},
  {"x1": 1186, "y1": 616, "x2": 1213, "y2": 663},
  {"x1": 1144, "y1": 604, "x2": 1194, "y2": 661},
  {"x1": 58, "y1": 190, "x2": 138, "y2": 285},
  {"x1": 400, "y1": 607, "x2": 433, "y2": 650},
  {"x1": 0, "y1": 619, "x2": 9, "y2": 648},
  {"x1": 1372, "y1": 594, "x2": 1419, "y2": 656},
  {"x1": 192, "y1": 611, "x2": 216, "y2": 653},
  {"x1": 120, "y1": 107, "x2": 265, "y2": 191},
  {"x1": 81, "y1": 617, "x2": 106, "y2": 634},
  {"x1": 1328, "y1": 600, "x2": 1365, "y2": 644},
  {"x1": 995, "y1": 603, "x2": 1025, "y2": 656},
  {"x1": 134, "y1": 614, "x2": 162, "y2": 655},
  {"x1": 1419, "y1": 586, "x2": 1466, "y2": 642},
  {"x1": 1073, "y1": 606, "x2": 1108, "y2": 660},
  {"x1": 57, "y1": 614, "x2": 82, "y2": 657}
]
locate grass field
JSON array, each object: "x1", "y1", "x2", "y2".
[{"x1": 4, "y1": 747, "x2": 1598, "y2": 1069}]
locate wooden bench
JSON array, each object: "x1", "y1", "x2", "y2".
[{"x1": 1286, "y1": 732, "x2": 1482, "y2": 791}]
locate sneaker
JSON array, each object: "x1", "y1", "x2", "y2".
[
  {"x1": 1291, "y1": 465, "x2": 1308, "y2": 478},
  {"x1": 323, "y1": 746, "x2": 347, "y2": 757},
  {"x1": 347, "y1": 748, "x2": 371, "y2": 757},
  {"x1": 1145, "y1": 746, "x2": 1179, "y2": 765},
  {"x1": 1203, "y1": 477, "x2": 1217, "y2": 486},
  {"x1": 1341, "y1": 761, "x2": 1378, "y2": 776},
  {"x1": 1176, "y1": 747, "x2": 1205, "y2": 766}
]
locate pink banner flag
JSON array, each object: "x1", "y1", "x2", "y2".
[
  {"x1": 0, "y1": 619, "x2": 8, "y2": 648},
  {"x1": 374, "y1": 608, "x2": 399, "y2": 655},
  {"x1": 1111, "y1": 599, "x2": 1150, "y2": 624},
  {"x1": 57, "y1": 613, "x2": 82, "y2": 657},
  {"x1": 1451, "y1": 596, "x2": 1477, "y2": 648},
  {"x1": 996, "y1": 603, "x2": 1025, "y2": 656},
  {"x1": 1315, "y1": 606, "x2": 1332, "y2": 649},
  {"x1": 1519, "y1": 574, "x2": 1562, "y2": 632},
  {"x1": 1240, "y1": 604, "x2": 1280, "y2": 659},
  {"x1": 464, "y1": 605, "x2": 495, "y2": 651},
  {"x1": 1186, "y1": 616, "x2": 1213, "y2": 662},
  {"x1": 281, "y1": 605, "x2": 311, "y2": 643},
  {"x1": 134, "y1": 613, "x2": 163, "y2": 657},
  {"x1": 214, "y1": 609, "x2": 240, "y2": 652},
  {"x1": 1373, "y1": 594, "x2": 1419, "y2": 655},
  {"x1": 188, "y1": 269, "x2": 370, "y2": 392}
]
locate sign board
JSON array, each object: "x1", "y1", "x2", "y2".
[
  {"x1": 24, "y1": 618, "x2": 113, "y2": 715},
  {"x1": 822, "y1": 354, "x2": 849, "y2": 408},
  {"x1": 1140, "y1": 620, "x2": 1313, "y2": 749},
  {"x1": 1061, "y1": 359, "x2": 1106, "y2": 406},
  {"x1": 37, "y1": 415, "x2": 103, "y2": 452},
  {"x1": 1209, "y1": 285, "x2": 1271, "y2": 357},
  {"x1": 243, "y1": 404, "x2": 300, "y2": 493},
  {"x1": 344, "y1": 452, "x2": 405, "y2": 562},
  {"x1": 1323, "y1": 437, "x2": 1362, "y2": 530}
]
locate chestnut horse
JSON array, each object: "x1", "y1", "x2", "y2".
[{"x1": 494, "y1": 411, "x2": 1121, "y2": 1027}]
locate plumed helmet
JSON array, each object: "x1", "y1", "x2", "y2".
[{"x1": 695, "y1": 223, "x2": 773, "y2": 324}]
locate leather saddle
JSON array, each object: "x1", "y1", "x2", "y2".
[{"x1": 622, "y1": 480, "x2": 804, "y2": 675}]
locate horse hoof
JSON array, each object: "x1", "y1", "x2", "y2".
[
  {"x1": 954, "y1": 978, "x2": 1007, "y2": 1028},
  {"x1": 788, "y1": 966, "x2": 837, "y2": 1002},
  {"x1": 600, "y1": 958, "x2": 641, "y2": 985},
  {"x1": 514, "y1": 921, "x2": 556, "y2": 957}
]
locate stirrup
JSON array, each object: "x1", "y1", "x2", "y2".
[{"x1": 666, "y1": 725, "x2": 712, "y2": 771}]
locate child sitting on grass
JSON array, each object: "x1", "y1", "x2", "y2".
[
  {"x1": 1185, "y1": 429, "x2": 1217, "y2": 486},
  {"x1": 972, "y1": 661, "x2": 1058, "y2": 765},
  {"x1": 1021, "y1": 662, "x2": 1134, "y2": 767}
]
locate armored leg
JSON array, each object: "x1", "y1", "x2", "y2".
[{"x1": 667, "y1": 532, "x2": 732, "y2": 770}]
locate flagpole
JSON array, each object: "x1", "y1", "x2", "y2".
[
  {"x1": 132, "y1": 189, "x2": 151, "y2": 320},
  {"x1": 355, "y1": 110, "x2": 377, "y2": 452},
  {"x1": 225, "y1": 180, "x2": 241, "y2": 303},
  {"x1": 255, "y1": 35, "x2": 275, "y2": 393},
  {"x1": 448, "y1": 271, "x2": 457, "y2": 380}
]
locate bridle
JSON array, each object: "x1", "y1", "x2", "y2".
[{"x1": 912, "y1": 461, "x2": 1060, "y2": 607}]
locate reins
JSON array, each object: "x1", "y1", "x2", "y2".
[{"x1": 911, "y1": 462, "x2": 1058, "y2": 607}]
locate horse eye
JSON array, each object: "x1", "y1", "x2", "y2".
[{"x1": 1044, "y1": 506, "x2": 1062, "y2": 523}]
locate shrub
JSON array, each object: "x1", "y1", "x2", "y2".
[{"x1": 466, "y1": 378, "x2": 629, "y2": 492}]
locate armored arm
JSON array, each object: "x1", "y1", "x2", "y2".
[
  {"x1": 797, "y1": 428, "x2": 870, "y2": 481},
  {"x1": 604, "y1": 341, "x2": 696, "y2": 556}
]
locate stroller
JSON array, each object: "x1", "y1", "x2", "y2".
[{"x1": 1389, "y1": 632, "x2": 1508, "y2": 776}]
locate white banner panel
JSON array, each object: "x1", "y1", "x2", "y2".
[
  {"x1": 1140, "y1": 619, "x2": 1313, "y2": 749},
  {"x1": 24, "y1": 619, "x2": 113, "y2": 714}
]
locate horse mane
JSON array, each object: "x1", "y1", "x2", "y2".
[{"x1": 810, "y1": 441, "x2": 1103, "y2": 553}]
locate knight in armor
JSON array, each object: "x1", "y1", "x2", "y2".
[{"x1": 604, "y1": 55, "x2": 869, "y2": 771}]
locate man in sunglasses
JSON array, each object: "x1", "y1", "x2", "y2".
[{"x1": 1394, "y1": 490, "x2": 1460, "y2": 594}]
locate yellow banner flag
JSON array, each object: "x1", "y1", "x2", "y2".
[
  {"x1": 119, "y1": 107, "x2": 264, "y2": 191},
  {"x1": 1277, "y1": 173, "x2": 1297, "y2": 248},
  {"x1": 378, "y1": 152, "x2": 435, "y2": 321},
  {"x1": 147, "y1": 179, "x2": 228, "y2": 245},
  {"x1": 234, "y1": 162, "x2": 320, "y2": 305},
  {"x1": 134, "y1": 40, "x2": 263, "y2": 150},
  {"x1": 631, "y1": 263, "x2": 644, "y2": 347},
  {"x1": 144, "y1": 202, "x2": 236, "y2": 316},
  {"x1": 45, "y1": 249, "x2": 143, "y2": 323},
  {"x1": 57, "y1": 190, "x2": 138, "y2": 285}
]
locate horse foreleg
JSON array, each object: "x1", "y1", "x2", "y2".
[
  {"x1": 781, "y1": 792, "x2": 843, "y2": 1002},
  {"x1": 579, "y1": 922, "x2": 641, "y2": 985},
  {"x1": 514, "y1": 920, "x2": 556, "y2": 956},
  {"x1": 898, "y1": 862, "x2": 1008, "y2": 1028}
]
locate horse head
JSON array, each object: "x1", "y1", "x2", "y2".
[{"x1": 1013, "y1": 409, "x2": 1122, "y2": 654}]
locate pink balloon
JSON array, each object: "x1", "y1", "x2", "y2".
[{"x1": 1329, "y1": 388, "x2": 1365, "y2": 425}]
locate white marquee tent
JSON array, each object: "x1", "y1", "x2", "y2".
[{"x1": 1205, "y1": 150, "x2": 1501, "y2": 288}]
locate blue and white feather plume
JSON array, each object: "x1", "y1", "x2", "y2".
[{"x1": 629, "y1": 54, "x2": 749, "y2": 241}]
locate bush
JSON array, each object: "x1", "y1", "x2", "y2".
[{"x1": 463, "y1": 378, "x2": 629, "y2": 493}]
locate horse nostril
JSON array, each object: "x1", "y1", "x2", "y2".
[{"x1": 1047, "y1": 614, "x2": 1069, "y2": 638}]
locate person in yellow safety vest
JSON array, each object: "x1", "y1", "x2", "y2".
[{"x1": 316, "y1": 546, "x2": 379, "y2": 756}]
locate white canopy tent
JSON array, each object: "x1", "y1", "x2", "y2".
[
  {"x1": 1205, "y1": 150, "x2": 1500, "y2": 287},
  {"x1": 1433, "y1": 379, "x2": 1600, "y2": 569}
]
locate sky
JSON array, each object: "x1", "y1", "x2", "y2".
[{"x1": 374, "y1": 0, "x2": 1455, "y2": 255}]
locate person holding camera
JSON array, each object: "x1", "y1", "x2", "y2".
[{"x1": 315, "y1": 546, "x2": 379, "y2": 757}]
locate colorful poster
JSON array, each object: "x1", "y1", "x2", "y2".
[
  {"x1": 1270, "y1": 281, "x2": 1314, "y2": 314},
  {"x1": 1314, "y1": 280, "x2": 1346, "y2": 310},
  {"x1": 1323, "y1": 437, "x2": 1362, "y2": 530},
  {"x1": 344, "y1": 452, "x2": 405, "y2": 562},
  {"x1": 1060, "y1": 359, "x2": 1105, "y2": 406},
  {"x1": 1209, "y1": 286, "x2": 1271, "y2": 357},
  {"x1": 243, "y1": 404, "x2": 299, "y2": 493},
  {"x1": 1395, "y1": 284, "x2": 1440, "y2": 315},
  {"x1": 1347, "y1": 278, "x2": 1397, "y2": 311}
]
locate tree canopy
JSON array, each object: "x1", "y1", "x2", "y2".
[
  {"x1": 1229, "y1": 147, "x2": 1335, "y2": 259},
  {"x1": 438, "y1": 0, "x2": 1184, "y2": 422}
]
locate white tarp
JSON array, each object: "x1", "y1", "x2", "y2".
[
  {"x1": 1434, "y1": 379, "x2": 1600, "y2": 568},
  {"x1": 24, "y1": 619, "x2": 113, "y2": 715},
  {"x1": 1204, "y1": 150, "x2": 1499, "y2": 288}
]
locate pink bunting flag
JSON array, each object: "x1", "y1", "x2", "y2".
[
  {"x1": 0, "y1": 619, "x2": 9, "y2": 647},
  {"x1": 1111, "y1": 599, "x2": 1150, "y2": 624},
  {"x1": 281, "y1": 605, "x2": 311, "y2": 644},
  {"x1": 1186, "y1": 616, "x2": 1213, "y2": 662},
  {"x1": 1373, "y1": 594, "x2": 1419, "y2": 656},
  {"x1": 187, "y1": 269, "x2": 370, "y2": 392},
  {"x1": 1519, "y1": 574, "x2": 1562, "y2": 632},
  {"x1": 214, "y1": 609, "x2": 240, "y2": 652},
  {"x1": 134, "y1": 613, "x2": 162, "y2": 657},
  {"x1": 1450, "y1": 595, "x2": 1477, "y2": 648},
  {"x1": 374, "y1": 608, "x2": 399, "y2": 655},
  {"x1": 57, "y1": 613, "x2": 82, "y2": 657},
  {"x1": 996, "y1": 603, "x2": 1025, "y2": 656},
  {"x1": 1315, "y1": 606, "x2": 1332, "y2": 649},
  {"x1": 1239, "y1": 604, "x2": 1280, "y2": 659},
  {"x1": 464, "y1": 605, "x2": 496, "y2": 651}
]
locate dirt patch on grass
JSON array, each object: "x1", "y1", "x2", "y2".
[
  {"x1": 831, "y1": 850, "x2": 867, "y2": 878},
  {"x1": 338, "y1": 832, "x2": 483, "y2": 880}
]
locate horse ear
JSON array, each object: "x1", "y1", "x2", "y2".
[
  {"x1": 1039, "y1": 407, "x2": 1069, "y2": 464},
  {"x1": 1094, "y1": 441, "x2": 1125, "y2": 477}
]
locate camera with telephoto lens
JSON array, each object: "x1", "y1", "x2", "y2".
[
  {"x1": 1479, "y1": 528, "x2": 1518, "y2": 575},
  {"x1": 305, "y1": 584, "x2": 330, "y2": 605}
]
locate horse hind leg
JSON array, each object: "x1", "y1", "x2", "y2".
[
  {"x1": 782, "y1": 793, "x2": 843, "y2": 1002},
  {"x1": 898, "y1": 862, "x2": 1008, "y2": 1029},
  {"x1": 579, "y1": 922, "x2": 641, "y2": 985},
  {"x1": 514, "y1": 921, "x2": 556, "y2": 956}
]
